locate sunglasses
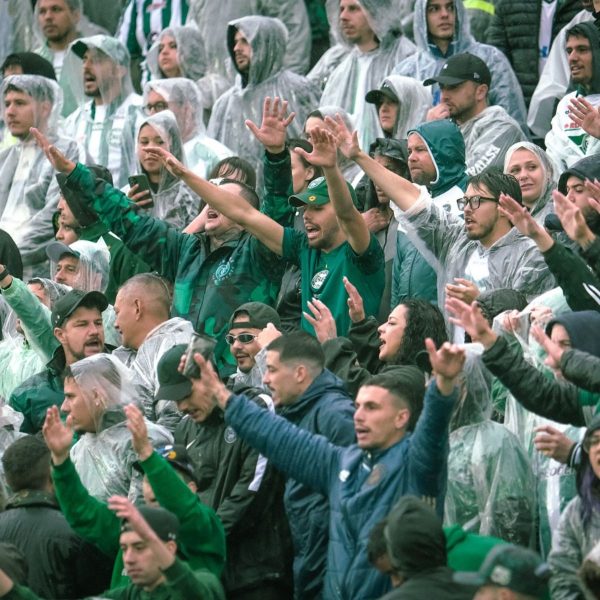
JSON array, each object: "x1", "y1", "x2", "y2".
[{"x1": 225, "y1": 333, "x2": 257, "y2": 345}]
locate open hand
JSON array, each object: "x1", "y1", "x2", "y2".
[
  {"x1": 553, "y1": 189, "x2": 595, "y2": 248},
  {"x1": 124, "y1": 404, "x2": 152, "y2": 460},
  {"x1": 323, "y1": 114, "x2": 361, "y2": 160},
  {"x1": 42, "y1": 405, "x2": 73, "y2": 465},
  {"x1": 344, "y1": 277, "x2": 365, "y2": 323},
  {"x1": 445, "y1": 278, "x2": 480, "y2": 304},
  {"x1": 30, "y1": 127, "x2": 76, "y2": 174},
  {"x1": 245, "y1": 96, "x2": 295, "y2": 154},
  {"x1": 425, "y1": 338, "x2": 466, "y2": 395},
  {"x1": 585, "y1": 179, "x2": 600, "y2": 216},
  {"x1": 498, "y1": 193, "x2": 545, "y2": 241},
  {"x1": 179, "y1": 352, "x2": 230, "y2": 410},
  {"x1": 531, "y1": 324, "x2": 565, "y2": 371},
  {"x1": 144, "y1": 146, "x2": 188, "y2": 179},
  {"x1": 446, "y1": 298, "x2": 498, "y2": 349},
  {"x1": 294, "y1": 126, "x2": 338, "y2": 169},
  {"x1": 568, "y1": 96, "x2": 600, "y2": 139},
  {"x1": 304, "y1": 298, "x2": 337, "y2": 342}
]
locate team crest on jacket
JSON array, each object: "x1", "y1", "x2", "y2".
[
  {"x1": 311, "y1": 269, "x2": 329, "y2": 291},
  {"x1": 224, "y1": 426, "x2": 237, "y2": 444},
  {"x1": 366, "y1": 464, "x2": 385, "y2": 486}
]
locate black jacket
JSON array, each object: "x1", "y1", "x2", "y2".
[
  {"x1": 562, "y1": 348, "x2": 600, "y2": 393},
  {"x1": 488, "y1": 0, "x2": 582, "y2": 105},
  {"x1": 0, "y1": 490, "x2": 110, "y2": 598},
  {"x1": 379, "y1": 567, "x2": 475, "y2": 600},
  {"x1": 174, "y1": 399, "x2": 293, "y2": 595}
]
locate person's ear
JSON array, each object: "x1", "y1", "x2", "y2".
[
  {"x1": 165, "y1": 540, "x2": 177, "y2": 556},
  {"x1": 186, "y1": 480, "x2": 198, "y2": 494},
  {"x1": 476, "y1": 83, "x2": 488, "y2": 102},
  {"x1": 134, "y1": 298, "x2": 142, "y2": 319},
  {"x1": 54, "y1": 326, "x2": 66, "y2": 345},
  {"x1": 393, "y1": 407, "x2": 410, "y2": 431}
]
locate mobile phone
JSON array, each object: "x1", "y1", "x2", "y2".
[
  {"x1": 182, "y1": 332, "x2": 217, "y2": 379},
  {"x1": 128, "y1": 174, "x2": 154, "y2": 207}
]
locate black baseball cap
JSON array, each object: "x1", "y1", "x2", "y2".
[
  {"x1": 423, "y1": 52, "x2": 492, "y2": 87},
  {"x1": 228, "y1": 302, "x2": 281, "y2": 331},
  {"x1": 51, "y1": 289, "x2": 108, "y2": 328},
  {"x1": 365, "y1": 82, "x2": 400, "y2": 105},
  {"x1": 156, "y1": 344, "x2": 192, "y2": 402},
  {"x1": 453, "y1": 544, "x2": 550, "y2": 595},
  {"x1": 121, "y1": 506, "x2": 180, "y2": 542},
  {"x1": 133, "y1": 444, "x2": 198, "y2": 485}
]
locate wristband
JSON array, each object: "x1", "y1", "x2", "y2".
[{"x1": 0, "y1": 267, "x2": 9, "y2": 283}]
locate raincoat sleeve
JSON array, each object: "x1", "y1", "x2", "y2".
[
  {"x1": 0, "y1": 277, "x2": 59, "y2": 363},
  {"x1": 482, "y1": 334, "x2": 590, "y2": 426},
  {"x1": 541, "y1": 241, "x2": 600, "y2": 312},
  {"x1": 259, "y1": 0, "x2": 311, "y2": 74},
  {"x1": 548, "y1": 498, "x2": 588, "y2": 600},
  {"x1": 51, "y1": 457, "x2": 121, "y2": 558},
  {"x1": 140, "y1": 451, "x2": 226, "y2": 576},
  {"x1": 64, "y1": 163, "x2": 189, "y2": 282},
  {"x1": 561, "y1": 349, "x2": 600, "y2": 393},
  {"x1": 465, "y1": 121, "x2": 525, "y2": 175},
  {"x1": 225, "y1": 393, "x2": 342, "y2": 496},
  {"x1": 260, "y1": 150, "x2": 296, "y2": 227}
]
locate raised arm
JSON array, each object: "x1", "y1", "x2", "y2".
[
  {"x1": 145, "y1": 146, "x2": 285, "y2": 256},
  {"x1": 325, "y1": 114, "x2": 420, "y2": 211},
  {"x1": 295, "y1": 127, "x2": 370, "y2": 254}
]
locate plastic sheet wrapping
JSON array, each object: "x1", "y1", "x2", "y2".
[
  {"x1": 142, "y1": 78, "x2": 232, "y2": 178},
  {"x1": 393, "y1": 0, "x2": 527, "y2": 129},
  {"x1": 0, "y1": 0, "x2": 34, "y2": 68},
  {"x1": 67, "y1": 353, "x2": 173, "y2": 501},
  {"x1": 207, "y1": 15, "x2": 319, "y2": 187},
  {"x1": 445, "y1": 346, "x2": 537, "y2": 547},
  {"x1": 127, "y1": 110, "x2": 202, "y2": 229},
  {"x1": 319, "y1": 0, "x2": 417, "y2": 149},
  {"x1": 504, "y1": 141, "x2": 558, "y2": 224},
  {"x1": 0, "y1": 404, "x2": 25, "y2": 510},
  {"x1": 0, "y1": 333, "x2": 44, "y2": 404},
  {"x1": 492, "y1": 287, "x2": 590, "y2": 556},
  {"x1": 62, "y1": 35, "x2": 142, "y2": 188}
]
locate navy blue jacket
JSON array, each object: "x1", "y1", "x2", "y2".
[
  {"x1": 278, "y1": 369, "x2": 355, "y2": 599},
  {"x1": 225, "y1": 380, "x2": 456, "y2": 600}
]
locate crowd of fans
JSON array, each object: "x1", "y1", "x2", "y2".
[{"x1": 2, "y1": 0, "x2": 600, "y2": 598}]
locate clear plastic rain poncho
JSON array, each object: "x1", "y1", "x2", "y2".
[
  {"x1": 0, "y1": 0, "x2": 34, "y2": 69},
  {"x1": 128, "y1": 110, "x2": 202, "y2": 229},
  {"x1": 393, "y1": 0, "x2": 528, "y2": 129},
  {"x1": 376, "y1": 74, "x2": 432, "y2": 140},
  {"x1": 186, "y1": 0, "x2": 312, "y2": 78},
  {"x1": 207, "y1": 16, "x2": 319, "y2": 185},
  {"x1": 67, "y1": 353, "x2": 172, "y2": 501},
  {"x1": 62, "y1": 35, "x2": 142, "y2": 188},
  {"x1": 0, "y1": 75, "x2": 84, "y2": 278},
  {"x1": 142, "y1": 78, "x2": 232, "y2": 179},
  {"x1": 145, "y1": 26, "x2": 230, "y2": 114},
  {"x1": 319, "y1": 0, "x2": 417, "y2": 150},
  {"x1": 504, "y1": 141, "x2": 558, "y2": 225},
  {"x1": 445, "y1": 346, "x2": 537, "y2": 547},
  {"x1": 0, "y1": 403, "x2": 25, "y2": 510},
  {"x1": 492, "y1": 287, "x2": 590, "y2": 556}
]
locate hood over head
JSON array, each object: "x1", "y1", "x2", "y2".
[
  {"x1": 546, "y1": 310, "x2": 600, "y2": 358},
  {"x1": 227, "y1": 16, "x2": 288, "y2": 87},
  {"x1": 146, "y1": 26, "x2": 207, "y2": 82},
  {"x1": 408, "y1": 119, "x2": 468, "y2": 195},
  {"x1": 413, "y1": 0, "x2": 473, "y2": 55},
  {"x1": 558, "y1": 153, "x2": 600, "y2": 194}
]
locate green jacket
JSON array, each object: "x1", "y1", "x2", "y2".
[
  {"x1": 52, "y1": 453, "x2": 226, "y2": 588},
  {"x1": 64, "y1": 163, "x2": 283, "y2": 375},
  {"x1": 3, "y1": 557, "x2": 224, "y2": 600}
]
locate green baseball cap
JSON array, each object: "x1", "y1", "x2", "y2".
[
  {"x1": 156, "y1": 344, "x2": 192, "y2": 402},
  {"x1": 289, "y1": 176, "x2": 358, "y2": 208},
  {"x1": 453, "y1": 544, "x2": 550, "y2": 596}
]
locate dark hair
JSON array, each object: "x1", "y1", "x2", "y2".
[
  {"x1": 2, "y1": 436, "x2": 50, "y2": 492},
  {"x1": 209, "y1": 156, "x2": 256, "y2": 190},
  {"x1": 218, "y1": 178, "x2": 260, "y2": 209},
  {"x1": 266, "y1": 331, "x2": 325, "y2": 371},
  {"x1": 288, "y1": 137, "x2": 323, "y2": 180},
  {"x1": 306, "y1": 109, "x2": 324, "y2": 121},
  {"x1": 393, "y1": 300, "x2": 448, "y2": 366},
  {"x1": 1, "y1": 52, "x2": 57, "y2": 80},
  {"x1": 567, "y1": 23, "x2": 594, "y2": 42},
  {"x1": 468, "y1": 167, "x2": 523, "y2": 204},
  {"x1": 578, "y1": 419, "x2": 600, "y2": 526},
  {"x1": 367, "y1": 519, "x2": 389, "y2": 564},
  {"x1": 365, "y1": 367, "x2": 425, "y2": 431}
]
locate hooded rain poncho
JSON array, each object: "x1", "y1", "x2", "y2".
[
  {"x1": 0, "y1": 0, "x2": 34, "y2": 69},
  {"x1": 207, "y1": 16, "x2": 319, "y2": 185},
  {"x1": 394, "y1": 0, "x2": 527, "y2": 129},
  {"x1": 143, "y1": 78, "x2": 232, "y2": 179},
  {"x1": 67, "y1": 353, "x2": 172, "y2": 502},
  {"x1": 319, "y1": 0, "x2": 417, "y2": 150},
  {"x1": 445, "y1": 346, "x2": 537, "y2": 547},
  {"x1": 129, "y1": 110, "x2": 202, "y2": 229},
  {"x1": 145, "y1": 26, "x2": 230, "y2": 113},
  {"x1": 62, "y1": 35, "x2": 142, "y2": 188},
  {"x1": 0, "y1": 75, "x2": 84, "y2": 277}
]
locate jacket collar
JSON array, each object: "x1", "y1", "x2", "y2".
[{"x1": 5, "y1": 489, "x2": 58, "y2": 510}]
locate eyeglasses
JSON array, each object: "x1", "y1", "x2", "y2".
[
  {"x1": 457, "y1": 195, "x2": 498, "y2": 211},
  {"x1": 225, "y1": 333, "x2": 257, "y2": 345},
  {"x1": 143, "y1": 101, "x2": 169, "y2": 115},
  {"x1": 583, "y1": 434, "x2": 600, "y2": 453}
]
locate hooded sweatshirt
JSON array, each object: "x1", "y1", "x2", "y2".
[
  {"x1": 545, "y1": 22, "x2": 600, "y2": 173},
  {"x1": 319, "y1": 0, "x2": 417, "y2": 150},
  {"x1": 547, "y1": 311, "x2": 600, "y2": 359},
  {"x1": 394, "y1": 0, "x2": 527, "y2": 129},
  {"x1": 391, "y1": 120, "x2": 468, "y2": 306},
  {"x1": 207, "y1": 16, "x2": 318, "y2": 186}
]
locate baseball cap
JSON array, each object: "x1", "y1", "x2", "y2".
[
  {"x1": 423, "y1": 52, "x2": 491, "y2": 87},
  {"x1": 453, "y1": 544, "x2": 550, "y2": 595},
  {"x1": 228, "y1": 302, "x2": 281, "y2": 331},
  {"x1": 365, "y1": 82, "x2": 400, "y2": 105},
  {"x1": 156, "y1": 344, "x2": 192, "y2": 402},
  {"x1": 121, "y1": 506, "x2": 180, "y2": 542},
  {"x1": 46, "y1": 241, "x2": 78, "y2": 263},
  {"x1": 51, "y1": 289, "x2": 108, "y2": 328},
  {"x1": 133, "y1": 444, "x2": 198, "y2": 485},
  {"x1": 289, "y1": 176, "x2": 358, "y2": 208}
]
